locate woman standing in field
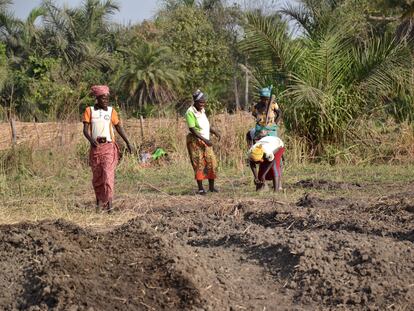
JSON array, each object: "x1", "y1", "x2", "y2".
[
  {"x1": 186, "y1": 90, "x2": 220, "y2": 195},
  {"x1": 82, "y1": 85, "x2": 132, "y2": 212},
  {"x1": 246, "y1": 87, "x2": 282, "y2": 147}
]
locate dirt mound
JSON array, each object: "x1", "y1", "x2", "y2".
[
  {"x1": 133, "y1": 196, "x2": 413, "y2": 310},
  {"x1": 295, "y1": 193, "x2": 349, "y2": 208},
  {"x1": 0, "y1": 220, "x2": 200, "y2": 311},
  {"x1": 1, "y1": 191, "x2": 413, "y2": 310},
  {"x1": 295, "y1": 179, "x2": 361, "y2": 190},
  {"x1": 367, "y1": 191, "x2": 414, "y2": 216}
]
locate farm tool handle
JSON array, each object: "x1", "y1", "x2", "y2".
[{"x1": 265, "y1": 85, "x2": 274, "y2": 126}]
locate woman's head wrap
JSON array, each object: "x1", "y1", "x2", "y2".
[
  {"x1": 91, "y1": 85, "x2": 110, "y2": 97},
  {"x1": 249, "y1": 144, "x2": 264, "y2": 162},
  {"x1": 259, "y1": 87, "x2": 271, "y2": 98},
  {"x1": 193, "y1": 89, "x2": 205, "y2": 102}
]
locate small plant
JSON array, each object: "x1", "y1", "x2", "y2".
[
  {"x1": 0, "y1": 145, "x2": 34, "y2": 176},
  {"x1": 76, "y1": 141, "x2": 90, "y2": 167}
]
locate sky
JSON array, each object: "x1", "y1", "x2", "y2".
[
  {"x1": 10, "y1": 0, "x2": 296, "y2": 25},
  {"x1": 10, "y1": 0, "x2": 161, "y2": 24}
]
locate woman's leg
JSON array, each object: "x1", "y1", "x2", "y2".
[
  {"x1": 274, "y1": 147, "x2": 284, "y2": 191},
  {"x1": 187, "y1": 134, "x2": 207, "y2": 194},
  {"x1": 96, "y1": 198, "x2": 100, "y2": 212},
  {"x1": 205, "y1": 146, "x2": 217, "y2": 192},
  {"x1": 277, "y1": 150, "x2": 284, "y2": 190},
  {"x1": 91, "y1": 164, "x2": 104, "y2": 211},
  {"x1": 208, "y1": 179, "x2": 218, "y2": 192},
  {"x1": 197, "y1": 180, "x2": 205, "y2": 191},
  {"x1": 256, "y1": 181, "x2": 264, "y2": 191}
]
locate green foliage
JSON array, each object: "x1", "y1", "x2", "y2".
[
  {"x1": 241, "y1": 2, "x2": 413, "y2": 152},
  {"x1": 0, "y1": 0, "x2": 241, "y2": 120},
  {"x1": 0, "y1": 42, "x2": 7, "y2": 90},
  {"x1": 0, "y1": 145, "x2": 34, "y2": 176},
  {"x1": 0, "y1": 0, "x2": 121, "y2": 120},
  {"x1": 2, "y1": 54, "x2": 88, "y2": 121},
  {"x1": 0, "y1": 0, "x2": 413, "y2": 162},
  {"x1": 385, "y1": 91, "x2": 414, "y2": 123},
  {"x1": 11, "y1": 71, "x2": 76, "y2": 121},
  {"x1": 0, "y1": 42, "x2": 6, "y2": 64},
  {"x1": 27, "y1": 55, "x2": 55, "y2": 78},
  {"x1": 157, "y1": 5, "x2": 233, "y2": 96},
  {"x1": 116, "y1": 41, "x2": 183, "y2": 110}
]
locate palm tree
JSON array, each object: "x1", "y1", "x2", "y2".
[
  {"x1": 117, "y1": 42, "x2": 184, "y2": 108},
  {"x1": 241, "y1": 3, "x2": 412, "y2": 151},
  {"x1": 40, "y1": 0, "x2": 116, "y2": 71},
  {"x1": 0, "y1": 3, "x2": 45, "y2": 66},
  {"x1": 279, "y1": 0, "x2": 341, "y2": 39},
  {"x1": 78, "y1": 0, "x2": 119, "y2": 36},
  {"x1": 0, "y1": 42, "x2": 7, "y2": 93},
  {"x1": 395, "y1": 2, "x2": 414, "y2": 41},
  {"x1": 163, "y1": 0, "x2": 198, "y2": 10}
]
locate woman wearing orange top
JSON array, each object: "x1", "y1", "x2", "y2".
[{"x1": 82, "y1": 85, "x2": 132, "y2": 212}]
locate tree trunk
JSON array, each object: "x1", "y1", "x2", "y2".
[
  {"x1": 10, "y1": 118, "x2": 16, "y2": 146},
  {"x1": 245, "y1": 62, "x2": 249, "y2": 110},
  {"x1": 234, "y1": 75, "x2": 240, "y2": 111},
  {"x1": 139, "y1": 115, "x2": 145, "y2": 140}
]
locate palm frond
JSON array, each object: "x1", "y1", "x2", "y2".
[
  {"x1": 352, "y1": 35, "x2": 412, "y2": 99},
  {"x1": 279, "y1": 3, "x2": 313, "y2": 37},
  {"x1": 26, "y1": 7, "x2": 45, "y2": 26},
  {"x1": 116, "y1": 42, "x2": 184, "y2": 107},
  {"x1": 240, "y1": 12, "x2": 303, "y2": 76}
]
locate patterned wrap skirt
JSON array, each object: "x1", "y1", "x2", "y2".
[
  {"x1": 186, "y1": 133, "x2": 217, "y2": 181},
  {"x1": 89, "y1": 142, "x2": 119, "y2": 203}
]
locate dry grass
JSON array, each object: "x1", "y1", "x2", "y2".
[
  {"x1": 2, "y1": 113, "x2": 414, "y2": 166},
  {"x1": 1, "y1": 114, "x2": 414, "y2": 227},
  {"x1": 332, "y1": 119, "x2": 414, "y2": 165},
  {"x1": 1, "y1": 140, "x2": 414, "y2": 228},
  {"x1": 122, "y1": 112, "x2": 256, "y2": 168}
]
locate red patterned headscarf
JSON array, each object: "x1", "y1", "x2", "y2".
[{"x1": 91, "y1": 85, "x2": 110, "y2": 97}]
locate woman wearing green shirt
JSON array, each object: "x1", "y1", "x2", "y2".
[{"x1": 185, "y1": 90, "x2": 220, "y2": 195}]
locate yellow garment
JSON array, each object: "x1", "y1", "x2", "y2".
[
  {"x1": 249, "y1": 145, "x2": 264, "y2": 162},
  {"x1": 251, "y1": 100, "x2": 279, "y2": 127}
]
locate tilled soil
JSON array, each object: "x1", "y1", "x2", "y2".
[
  {"x1": 0, "y1": 220, "x2": 200, "y2": 310},
  {"x1": 1, "y1": 182, "x2": 413, "y2": 311}
]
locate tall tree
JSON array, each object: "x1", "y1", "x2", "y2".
[
  {"x1": 157, "y1": 5, "x2": 232, "y2": 98},
  {"x1": 0, "y1": 6, "x2": 45, "y2": 66},
  {"x1": 40, "y1": 0, "x2": 115, "y2": 72},
  {"x1": 117, "y1": 41, "x2": 183, "y2": 109},
  {"x1": 241, "y1": 5, "x2": 413, "y2": 150}
]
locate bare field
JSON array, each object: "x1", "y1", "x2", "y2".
[{"x1": 1, "y1": 161, "x2": 413, "y2": 310}]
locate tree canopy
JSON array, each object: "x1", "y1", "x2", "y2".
[{"x1": 0, "y1": 0, "x2": 412, "y2": 152}]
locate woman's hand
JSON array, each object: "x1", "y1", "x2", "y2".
[
  {"x1": 254, "y1": 178, "x2": 263, "y2": 185},
  {"x1": 210, "y1": 129, "x2": 221, "y2": 141},
  {"x1": 203, "y1": 139, "x2": 213, "y2": 147},
  {"x1": 90, "y1": 139, "x2": 99, "y2": 147},
  {"x1": 126, "y1": 143, "x2": 133, "y2": 153}
]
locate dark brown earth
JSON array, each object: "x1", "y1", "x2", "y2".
[
  {"x1": 1, "y1": 181, "x2": 413, "y2": 311},
  {"x1": 0, "y1": 220, "x2": 200, "y2": 311}
]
